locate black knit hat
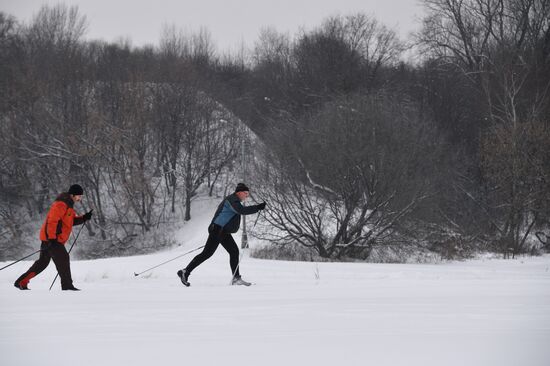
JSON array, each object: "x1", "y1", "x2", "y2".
[
  {"x1": 68, "y1": 184, "x2": 84, "y2": 196},
  {"x1": 235, "y1": 183, "x2": 249, "y2": 193}
]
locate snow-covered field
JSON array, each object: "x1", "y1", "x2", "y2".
[{"x1": 1, "y1": 199, "x2": 549, "y2": 366}]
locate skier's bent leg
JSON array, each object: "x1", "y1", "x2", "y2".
[
  {"x1": 14, "y1": 242, "x2": 51, "y2": 288},
  {"x1": 185, "y1": 234, "x2": 220, "y2": 273},
  {"x1": 220, "y1": 234, "x2": 240, "y2": 277}
]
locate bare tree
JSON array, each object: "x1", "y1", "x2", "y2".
[
  {"x1": 253, "y1": 93, "x2": 439, "y2": 259},
  {"x1": 323, "y1": 13, "x2": 403, "y2": 86},
  {"x1": 418, "y1": 0, "x2": 550, "y2": 255}
]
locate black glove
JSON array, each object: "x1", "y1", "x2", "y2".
[
  {"x1": 83, "y1": 209, "x2": 93, "y2": 222},
  {"x1": 256, "y1": 202, "x2": 266, "y2": 210}
]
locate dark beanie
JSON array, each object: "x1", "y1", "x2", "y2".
[
  {"x1": 68, "y1": 184, "x2": 84, "y2": 195},
  {"x1": 235, "y1": 183, "x2": 249, "y2": 193}
]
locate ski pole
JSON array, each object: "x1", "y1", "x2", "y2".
[
  {"x1": 49, "y1": 223, "x2": 85, "y2": 291},
  {"x1": 229, "y1": 210, "x2": 262, "y2": 285},
  {"x1": 252, "y1": 209, "x2": 262, "y2": 230},
  {"x1": 133, "y1": 245, "x2": 205, "y2": 277},
  {"x1": 0, "y1": 249, "x2": 42, "y2": 272}
]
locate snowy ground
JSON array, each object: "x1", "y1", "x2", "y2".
[{"x1": 1, "y1": 200, "x2": 549, "y2": 366}]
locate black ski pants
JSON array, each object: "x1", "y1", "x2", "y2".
[
  {"x1": 186, "y1": 224, "x2": 240, "y2": 277},
  {"x1": 15, "y1": 241, "x2": 73, "y2": 289}
]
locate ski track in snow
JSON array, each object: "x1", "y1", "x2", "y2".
[{"x1": 1, "y1": 199, "x2": 549, "y2": 366}]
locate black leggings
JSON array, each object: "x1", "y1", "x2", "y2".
[
  {"x1": 15, "y1": 241, "x2": 73, "y2": 289},
  {"x1": 186, "y1": 225, "x2": 240, "y2": 277}
]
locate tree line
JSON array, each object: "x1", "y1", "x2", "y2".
[
  {"x1": 1, "y1": 1, "x2": 549, "y2": 261},
  {"x1": 0, "y1": 6, "x2": 247, "y2": 259}
]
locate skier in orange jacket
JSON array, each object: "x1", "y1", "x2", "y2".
[{"x1": 14, "y1": 184, "x2": 92, "y2": 290}]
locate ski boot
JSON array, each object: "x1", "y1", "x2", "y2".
[
  {"x1": 177, "y1": 269, "x2": 191, "y2": 287},
  {"x1": 231, "y1": 276, "x2": 252, "y2": 286}
]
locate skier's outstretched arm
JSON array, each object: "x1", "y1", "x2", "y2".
[{"x1": 228, "y1": 198, "x2": 266, "y2": 215}]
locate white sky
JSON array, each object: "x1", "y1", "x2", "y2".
[{"x1": 1, "y1": 0, "x2": 425, "y2": 52}]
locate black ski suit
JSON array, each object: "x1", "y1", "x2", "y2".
[{"x1": 185, "y1": 193, "x2": 261, "y2": 277}]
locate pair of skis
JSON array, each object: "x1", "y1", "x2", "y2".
[
  {"x1": 176, "y1": 268, "x2": 254, "y2": 287},
  {"x1": 135, "y1": 234, "x2": 257, "y2": 287}
]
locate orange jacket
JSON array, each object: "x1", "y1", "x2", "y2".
[{"x1": 39, "y1": 193, "x2": 85, "y2": 245}]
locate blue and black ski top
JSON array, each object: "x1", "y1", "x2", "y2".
[{"x1": 211, "y1": 193, "x2": 260, "y2": 233}]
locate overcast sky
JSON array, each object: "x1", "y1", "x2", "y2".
[{"x1": 1, "y1": 0, "x2": 425, "y2": 52}]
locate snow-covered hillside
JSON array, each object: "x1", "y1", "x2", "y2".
[{"x1": 1, "y1": 197, "x2": 549, "y2": 366}]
